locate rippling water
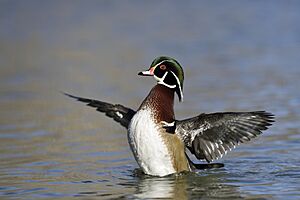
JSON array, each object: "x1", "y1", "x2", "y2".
[{"x1": 1, "y1": 1, "x2": 300, "y2": 199}]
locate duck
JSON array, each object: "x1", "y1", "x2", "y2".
[{"x1": 65, "y1": 56, "x2": 274, "y2": 177}]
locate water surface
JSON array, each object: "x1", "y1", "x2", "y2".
[{"x1": 1, "y1": 1, "x2": 300, "y2": 199}]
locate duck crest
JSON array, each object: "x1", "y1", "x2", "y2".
[{"x1": 139, "y1": 84, "x2": 175, "y2": 124}]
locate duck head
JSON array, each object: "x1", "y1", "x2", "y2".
[{"x1": 138, "y1": 56, "x2": 184, "y2": 102}]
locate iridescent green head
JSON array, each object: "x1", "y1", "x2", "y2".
[{"x1": 138, "y1": 56, "x2": 184, "y2": 102}]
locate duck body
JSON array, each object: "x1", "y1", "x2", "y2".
[
  {"x1": 65, "y1": 56, "x2": 275, "y2": 177},
  {"x1": 128, "y1": 85, "x2": 190, "y2": 176},
  {"x1": 128, "y1": 108, "x2": 177, "y2": 176}
]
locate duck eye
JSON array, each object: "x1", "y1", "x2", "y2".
[{"x1": 160, "y1": 65, "x2": 166, "y2": 70}]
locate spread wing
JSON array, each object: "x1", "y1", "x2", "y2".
[
  {"x1": 64, "y1": 93, "x2": 136, "y2": 128},
  {"x1": 176, "y1": 111, "x2": 274, "y2": 163}
]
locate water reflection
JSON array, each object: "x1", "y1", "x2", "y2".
[
  {"x1": 71, "y1": 168, "x2": 245, "y2": 199},
  {"x1": 133, "y1": 174, "x2": 187, "y2": 199},
  {"x1": 130, "y1": 170, "x2": 243, "y2": 200}
]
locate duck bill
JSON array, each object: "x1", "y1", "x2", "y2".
[{"x1": 138, "y1": 67, "x2": 155, "y2": 76}]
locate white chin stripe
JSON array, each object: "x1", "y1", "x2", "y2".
[{"x1": 157, "y1": 82, "x2": 176, "y2": 89}]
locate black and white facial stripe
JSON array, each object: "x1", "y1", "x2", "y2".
[{"x1": 153, "y1": 60, "x2": 184, "y2": 101}]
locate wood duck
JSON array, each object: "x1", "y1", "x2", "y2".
[{"x1": 65, "y1": 56, "x2": 274, "y2": 177}]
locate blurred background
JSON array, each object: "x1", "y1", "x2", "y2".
[{"x1": 0, "y1": 1, "x2": 299, "y2": 199}]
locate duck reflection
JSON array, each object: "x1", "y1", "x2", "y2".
[
  {"x1": 133, "y1": 171, "x2": 187, "y2": 199},
  {"x1": 132, "y1": 169, "x2": 242, "y2": 199}
]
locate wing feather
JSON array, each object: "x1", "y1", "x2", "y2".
[
  {"x1": 176, "y1": 111, "x2": 274, "y2": 162},
  {"x1": 64, "y1": 93, "x2": 136, "y2": 128}
]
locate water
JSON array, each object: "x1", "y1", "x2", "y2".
[{"x1": 1, "y1": 1, "x2": 300, "y2": 199}]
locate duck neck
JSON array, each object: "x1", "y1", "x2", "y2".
[{"x1": 140, "y1": 84, "x2": 175, "y2": 123}]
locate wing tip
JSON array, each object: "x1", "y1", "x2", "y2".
[
  {"x1": 255, "y1": 111, "x2": 276, "y2": 125},
  {"x1": 255, "y1": 110, "x2": 275, "y2": 118},
  {"x1": 62, "y1": 92, "x2": 96, "y2": 105},
  {"x1": 62, "y1": 91, "x2": 80, "y2": 100}
]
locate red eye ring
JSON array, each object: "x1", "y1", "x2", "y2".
[{"x1": 160, "y1": 65, "x2": 167, "y2": 70}]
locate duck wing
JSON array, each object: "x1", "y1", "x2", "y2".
[
  {"x1": 64, "y1": 93, "x2": 136, "y2": 128},
  {"x1": 176, "y1": 111, "x2": 274, "y2": 163}
]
